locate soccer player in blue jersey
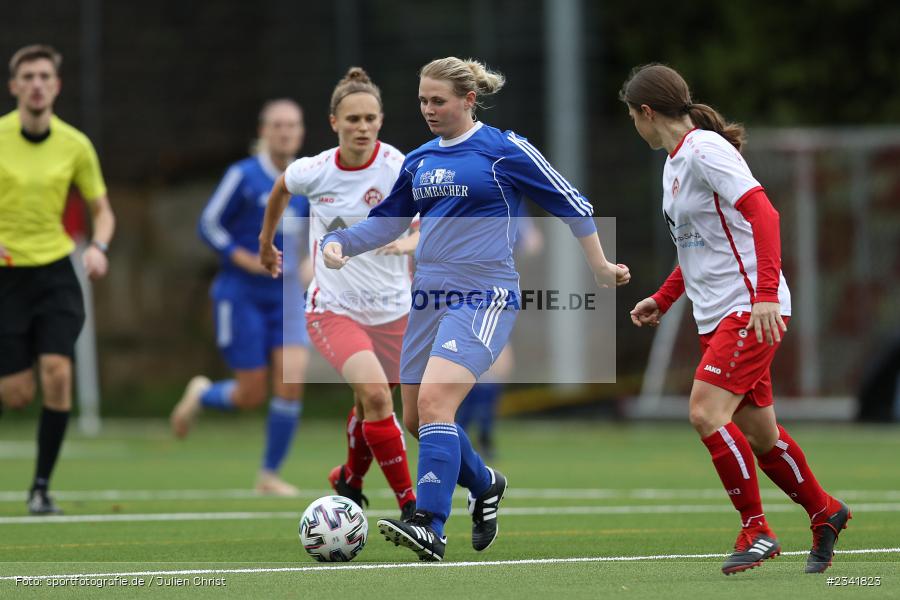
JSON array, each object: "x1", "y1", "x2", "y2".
[
  {"x1": 322, "y1": 57, "x2": 630, "y2": 560},
  {"x1": 456, "y1": 207, "x2": 543, "y2": 459},
  {"x1": 171, "y1": 99, "x2": 310, "y2": 496}
]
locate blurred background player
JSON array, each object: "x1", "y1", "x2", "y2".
[
  {"x1": 259, "y1": 67, "x2": 417, "y2": 518},
  {"x1": 321, "y1": 56, "x2": 630, "y2": 561},
  {"x1": 623, "y1": 64, "x2": 850, "y2": 575},
  {"x1": 170, "y1": 99, "x2": 310, "y2": 496},
  {"x1": 0, "y1": 44, "x2": 116, "y2": 514},
  {"x1": 455, "y1": 206, "x2": 543, "y2": 459}
]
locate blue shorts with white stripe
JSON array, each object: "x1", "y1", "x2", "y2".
[
  {"x1": 212, "y1": 273, "x2": 309, "y2": 370},
  {"x1": 400, "y1": 272, "x2": 518, "y2": 383}
]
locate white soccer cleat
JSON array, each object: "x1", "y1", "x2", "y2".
[
  {"x1": 170, "y1": 375, "x2": 211, "y2": 439},
  {"x1": 255, "y1": 471, "x2": 301, "y2": 497}
]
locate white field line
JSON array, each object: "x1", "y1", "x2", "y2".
[
  {"x1": 3, "y1": 502, "x2": 900, "y2": 525},
  {"x1": 0, "y1": 441, "x2": 131, "y2": 460},
  {"x1": 1, "y1": 548, "x2": 899, "y2": 581},
  {"x1": 2, "y1": 487, "x2": 900, "y2": 502}
]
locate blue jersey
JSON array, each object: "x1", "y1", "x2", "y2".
[
  {"x1": 198, "y1": 154, "x2": 309, "y2": 296},
  {"x1": 323, "y1": 122, "x2": 595, "y2": 282}
]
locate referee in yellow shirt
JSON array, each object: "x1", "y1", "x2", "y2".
[{"x1": 0, "y1": 44, "x2": 115, "y2": 514}]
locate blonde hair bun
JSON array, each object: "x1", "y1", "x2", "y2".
[{"x1": 419, "y1": 56, "x2": 505, "y2": 115}]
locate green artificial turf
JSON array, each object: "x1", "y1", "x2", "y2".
[{"x1": 1, "y1": 418, "x2": 897, "y2": 598}]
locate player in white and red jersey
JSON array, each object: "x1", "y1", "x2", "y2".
[
  {"x1": 259, "y1": 67, "x2": 416, "y2": 519},
  {"x1": 622, "y1": 64, "x2": 849, "y2": 576}
]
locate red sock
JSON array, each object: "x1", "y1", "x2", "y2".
[
  {"x1": 345, "y1": 407, "x2": 373, "y2": 489},
  {"x1": 701, "y1": 422, "x2": 767, "y2": 528},
  {"x1": 362, "y1": 414, "x2": 416, "y2": 507},
  {"x1": 757, "y1": 425, "x2": 835, "y2": 521}
]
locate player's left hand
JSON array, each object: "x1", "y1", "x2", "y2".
[
  {"x1": 747, "y1": 301, "x2": 787, "y2": 345},
  {"x1": 82, "y1": 245, "x2": 109, "y2": 279}
]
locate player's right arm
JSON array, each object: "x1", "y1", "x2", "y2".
[
  {"x1": 198, "y1": 165, "x2": 268, "y2": 275},
  {"x1": 262, "y1": 156, "x2": 318, "y2": 277},
  {"x1": 630, "y1": 265, "x2": 684, "y2": 328},
  {"x1": 258, "y1": 172, "x2": 292, "y2": 278}
]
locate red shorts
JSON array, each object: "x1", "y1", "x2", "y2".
[
  {"x1": 306, "y1": 311, "x2": 407, "y2": 385},
  {"x1": 694, "y1": 311, "x2": 790, "y2": 410}
]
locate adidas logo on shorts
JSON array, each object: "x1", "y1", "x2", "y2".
[{"x1": 441, "y1": 339, "x2": 458, "y2": 352}]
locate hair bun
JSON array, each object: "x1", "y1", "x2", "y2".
[
  {"x1": 344, "y1": 66, "x2": 370, "y2": 84},
  {"x1": 330, "y1": 66, "x2": 382, "y2": 114}
]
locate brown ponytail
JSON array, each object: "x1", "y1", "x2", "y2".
[{"x1": 620, "y1": 64, "x2": 745, "y2": 152}]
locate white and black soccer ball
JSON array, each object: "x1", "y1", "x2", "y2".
[{"x1": 298, "y1": 495, "x2": 368, "y2": 562}]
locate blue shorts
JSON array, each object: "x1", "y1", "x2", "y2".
[
  {"x1": 400, "y1": 272, "x2": 518, "y2": 383},
  {"x1": 212, "y1": 276, "x2": 308, "y2": 371}
]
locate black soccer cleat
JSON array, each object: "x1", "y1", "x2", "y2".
[
  {"x1": 400, "y1": 499, "x2": 417, "y2": 522},
  {"x1": 27, "y1": 489, "x2": 63, "y2": 515},
  {"x1": 468, "y1": 467, "x2": 507, "y2": 551},
  {"x1": 806, "y1": 500, "x2": 852, "y2": 574},
  {"x1": 378, "y1": 510, "x2": 446, "y2": 562},
  {"x1": 722, "y1": 527, "x2": 781, "y2": 575},
  {"x1": 327, "y1": 465, "x2": 369, "y2": 509}
]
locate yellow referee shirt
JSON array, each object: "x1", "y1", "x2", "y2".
[{"x1": 0, "y1": 110, "x2": 107, "y2": 267}]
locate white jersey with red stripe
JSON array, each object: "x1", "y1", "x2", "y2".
[
  {"x1": 284, "y1": 141, "x2": 412, "y2": 326},
  {"x1": 662, "y1": 129, "x2": 791, "y2": 333}
]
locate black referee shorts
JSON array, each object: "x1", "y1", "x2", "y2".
[{"x1": 0, "y1": 256, "x2": 86, "y2": 376}]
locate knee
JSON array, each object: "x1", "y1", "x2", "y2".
[
  {"x1": 0, "y1": 382, "x2": 35, "y2": 410},
  {"x1": 403, "y1": 412, "x2": 420, "y2": 439},
  {"x1": 356, "y1": 384, "x2": 392, "y2": 412},
  {"x1": 688, "y1": 401, "x2": 726, "y2": 438},
  {"x1": 40, "y1": 357, "x2": 71, "y2": 390},
  {"x1": 417, "y1": 388, "x2": 450, "y2": 425},
  {"x1": 40, "y1": 358, "x2": 72, "y2": 410},
  {"x1": 742, "y1": 428, "x2": 778, "y2": 455},
  {"x1": 232, "y1": 385, "x2": 267, "y2": 409}
]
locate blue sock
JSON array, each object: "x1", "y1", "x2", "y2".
[
  {"x1": 476, "y1": 383, "x2": 502, "y2": 438},
  {"x1": 455, "y1": 424, "x2": 492, "y2": 497},
  {"x1": 416, "y1": 423, "x2": 460, "y2": 537},
  {"x1": 262, "y1": 397, "x2": 302, "y2": 472},
  {"x1": 200, "y1": 380, "x2": 236, "y2": 411}
]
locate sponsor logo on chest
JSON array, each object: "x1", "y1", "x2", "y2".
[{"x1": 413, "y1": 167, "x2": 469, "y2": 200}]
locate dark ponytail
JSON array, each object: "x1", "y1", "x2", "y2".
[
  {"x1": 620, "y1": 64, "x2": 745, "y2": 152},
  {"x1": 686, "y1": 103, "x2": 745, "y2": 152}
]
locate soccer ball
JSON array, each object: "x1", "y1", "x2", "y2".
[{"x1": 298, "y1": 495, "x2": 368, "y2": 562}]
